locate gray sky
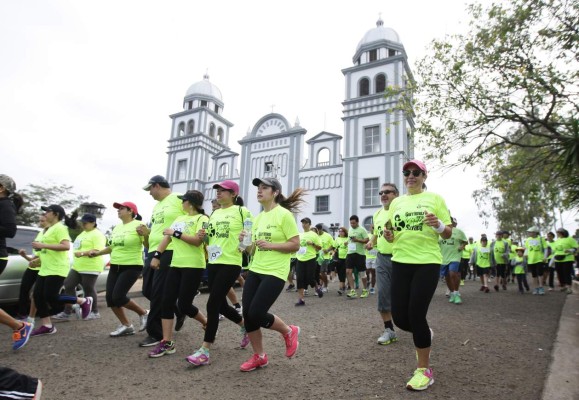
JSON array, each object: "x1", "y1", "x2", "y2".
[{"x1": 1, "y1": 0, "x2": 575, "y2": 237}]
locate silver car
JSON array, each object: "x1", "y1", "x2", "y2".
[{"x1": 0, "y1": 225, "x2": 109, "y2": 305}]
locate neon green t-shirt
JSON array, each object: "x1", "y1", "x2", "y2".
[
  {"x1": 28, "y1": 230, "x2": 44, "y2": 270},
  {"x1": 365, "y1": 235, "x2": 378, "y2": 259},
  {"x1": 513, "y1": 256, "x2": 526, "y2": 274},
  {"x1": 109, "y1": 220, "x2": 144, "y2": 266},
  {"x1": 524, "y1": 236, "x2": 547, "y2": 264},
  {"x1": 170, "y1": 214, "x2": 209, "y2": 268},
  {"x1": 38, "y1": 223, "x2": 71, "y2": 278},
  {"x1": 373, "y1": 207, "x2": 393, "y2": 255},
  {"x1": 553, "y1": 237, "x2": 578, "y2": 262},
  {"x1": 461, "y1": 243, "x2": 474, "y2": 259},
  {"x1": 347, "y1": 226, "x2": 368, "y2": 255},
  {"x1": 73, "y1": 229, "x2": 107, "y2": 273},
  {"x1": 249, "y1": 205, "x2": 299, "y2": 281},
  {"x1": 333, "y1": 237, "x2": 348, "y2": 259},
  {"x1": 296, "y1": 230, "x2": 321, "y2": 262},
  {"x1": 207, "y1": 205, "x2": 252, "y2": 266},
  {"x1": 492, "y1": 239, "x2": 509, "y2": 265},
  {"x1": 439, "y1": 227, "x2": 467, "y2": 265},
  {"x1": 319, "y1": 232, "x2": 334, "y2": 260},
  {"x1": 149, "y1": 193, "x2": 186, "y2": 252},
  {"x1": 474, "y1": 244, "x2": 491, "y2": 268},
  {"x1": 387, "y1": 191, "x2": 451, "y2": 264}
]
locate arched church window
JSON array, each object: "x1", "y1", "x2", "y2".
[
  {"x1": 218, "y1": 163, "x2": 229, "y2": 179},
  {"x1": 209, "y1": 123, "x2": 215, "y2": 138},
  {"x1": 359, "y1": 78, "x2": 370, "y2": 97},
  {"x1": 187, "y1": 120, "x2": 195, "y2": 135},
  {"x1": 178, "y1": 122, "x2": 185, "y2": 137},
  {"x1": 375, "y1": 74, "x2": 386, "y2": 93},
  {"x1": 317, "y1": 148, "x2": 330, "y2": 167},
  {"x1": 217, "y1": 127, "x2": 224, "y2": 142}
]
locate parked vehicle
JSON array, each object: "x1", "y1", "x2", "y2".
[{"x1": 0, "y1": 226, "x2": 109, "y2": 305}]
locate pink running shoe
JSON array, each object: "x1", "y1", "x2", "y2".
[
  {"x1": 185, "y1": 349, "x2": 210, "y2": 366},
  {"x1": 80, "y1": 297, "x2": 93, "y2": 320},
  {"x1": 283, "y1": 325, "x2": 300, "y2": 358},
  {"x1": 240, "y1": 330, "x2": 250, "y2": 349},
  {"x1": 240, "y1": 353, "x2": 268, "y2": 372}
]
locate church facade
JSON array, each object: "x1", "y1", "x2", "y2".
[{"x1": 165, "y1": 19, "x2": 414, "y2": 233}]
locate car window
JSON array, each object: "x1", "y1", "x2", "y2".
[{"x1": 6, "y1": 229, "x2": 39, "y2": 255}]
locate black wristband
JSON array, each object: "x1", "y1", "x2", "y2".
[
  {"x1": 152, "y1": 251, "x2": 162, "y2": 260},
  {"x1": 172, "y1": 230, "x2": 182, "y2": 239}
]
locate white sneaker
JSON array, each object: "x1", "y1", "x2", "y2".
[
  {"x1": 85, "y1": 312, "x2": 101, "y2": 320},
  {"x1": 445, "y1": 289, "x2": 450, "y2": 297},
  {"x1": 139, "y1": 310, "x2": 149, "y2": 332},
  {"x1": 235, "y1": 306, "x2": 243, "y2": 317},
  {"x1": 110, "y1": 324, "x2": 135, "y2": 337},
  {"x1": 377, "y1": 328, "x2": 398, "y2": 345},
  {"x1": 52, "y1": 311, "x2": 74, "y2": 321}
]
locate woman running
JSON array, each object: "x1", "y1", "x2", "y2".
[
  {"x1": 553, "y1": 228, "x2": 578, "y2": 294},
  {"x1": 238, "y1": 177, "x2": 303, "y2": 372},
  {"x1": 333, "y1": 227, "x2": 349, "y2": 295},
  {"x1": 88, "y1": 202, "x2": 149, "y2": 337},
  {"x1": 383, "y1": 160, "x2": 451, "y2": 391},
  {"x1": 186, "y1": 180, "x2": 251, "y2": 367},
  {"x1": 148, "y1": 190, "x2": 208, "y2": 358}
]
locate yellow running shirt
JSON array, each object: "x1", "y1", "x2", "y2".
[
  {"x1": 109, "y1": 220, "x2": 144, "y2": 266},
  {"x1": 38, "y1": 223, "x2": 71, "y2": 277},
  {"x1": 207, "y1": 205, "x2": 252, "y2": 266},
  {"x1": 170, "y1": 214, "x2": 209, "y2": 268},
  {"x1": 73, "y1": 229, "x2": 107, "y2": 273}
]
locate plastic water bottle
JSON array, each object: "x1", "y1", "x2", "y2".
[{"x1": 242, "y1": 219, "x2": 253, "y2": 246}]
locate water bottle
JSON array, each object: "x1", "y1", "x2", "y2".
[{"x1": 242, "y1": 219, "x2": 253, "y2": 246}]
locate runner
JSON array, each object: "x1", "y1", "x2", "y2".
[
  {"x1": 315, "y1": 223, "x2": 334, "y2": 292},
  {"x1": 185, "y1": 180, "x2": 251, "y2": 367},
  {"x1": 545, "y1": 232, "x2": 556, "y2": 291},
  {"x1": 383, "y1": 160, "x2": 451, "y2": 391},
  {"x1": 440, "y1": 217, "x2": 468, "y2": 304},
  {"x1": 490, "y1": 230, "x2": 510, "y2": 292},
  {"x1": 512, "y1": 247, "x2": 530, "y2": 294},
  {"x1": 460, "y1": 237, "x2": 474, "y2": 282},
  {"x1": 345, "y1": 215, "x2": 369, "y2": 299},
  {"x1": 553, "y1": 228, "x2": 578, "y2": 294},
  {"x1": 524, "y1": 226, "x2": 547, "y2": 295},
  {"x1": 295, "y1": 217, "x2": 322, "y2": 306},
  {"x1": 365, "y1": 224, "x2": 378, "y2": 294},
  {"x1": 88, "y1": 201, "x2": 149, "y2": 337},
  {"x1": 470, "y1": 236, "x2": 491, "y2": 292},
  {"x1": 238, "y1": 177, "x2": 303, "y2": 372},
  {"x1": 333, "y1": 227, "x2": 349, "y2": 295}
]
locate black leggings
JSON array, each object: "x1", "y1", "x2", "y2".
[
  {"x1": 63, "y1": 270, "x2": 98, "y2": 312},
  {"x1": 295, "y1": 258, "x2": 317, "y2": 289},
  {"x1": 161, "y1": 267, "x2": 203, "y2": 319},
  {"x1": 459, "y1": 258, "x2": 469, "y2": 280},
  {"x1": 242, "y1": 271, "x2": 285, "y2": 333},
  {"x1": 204, "y1": 263, "x2": 242, "y2": 343},
  {"x1": 18, "y1": 268, "x2": 39, "y2": 316},
  {"x1": 33, "y1": 275, "x2": 68, "y2": 318},
  {"x1": 555, "y1": 261, "x2": 573, "y2": 286},
  {"x1": 105, "y1": 265, "x2": 142, "y2": 308},
  {"x1": 336, "y1": 258, "x2": 346, "y2": 283},
  {"x1": 391, "y1": 262, "x2": 440, "y2": 349}
]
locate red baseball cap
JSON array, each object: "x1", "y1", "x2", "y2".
[
  {"x1": 113, "y1": 201, "x2": 139, "y2": 215},
  {"x1": 403, "y1": 159, "x2": 427, "y2": 174},
  {"x1": 213, "y1": 180, "x2": 239, "y2": 195}
]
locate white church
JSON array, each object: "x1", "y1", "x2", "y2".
[{"x1": 166, "y1": 18, "x2": 415, "y2": 233}]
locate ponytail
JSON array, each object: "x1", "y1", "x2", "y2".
[
  {"x1": 9, "y1": 192, "x2": 23, "y2": 213},
  {"x1": 276, "y1": 188, "x2": 307, "y2": 214},
  {"x1": 64, "y1": 210, "x2": 79, "y2": 229},
  {"x1": 234, "y1": 196, "x2": 245, "y2": 207}
]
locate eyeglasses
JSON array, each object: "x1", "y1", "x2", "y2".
[
  {"x1": 378, "y1": 190, "x2": 395, "y2": 196},
  {"x1": 402, "y1": 170, "x2": 423, "y2": 177}
]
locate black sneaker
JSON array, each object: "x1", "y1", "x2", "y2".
[
  {"x1": 139, "y1": 336, "x2": 161, "y2": 347},
  {"x1": 175, "y1": 315, "x2": 186, "y2": 332},
  {"x1": 285, "y1": 284, "x2": 295, "y2": 292}
]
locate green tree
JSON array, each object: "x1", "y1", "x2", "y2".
[
  {"x1": 387, "y1": 0, "x2": 579, "y2": 207},
  {"x1": 17, "y1": 182, "x2": 88, "y2": 228}
]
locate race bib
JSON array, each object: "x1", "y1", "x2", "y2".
[
  {"x1": 297, "y1": 246, "x2": 307, "y2": 255},
  {"x1": 348, "y1": 242, "x2": 357, "y2": 251},
  {"x1": 368, "y1": 249, "x2": 378, "y2": 257},
  {"x1": 207, "y1": 245, "x2": 222, "y2": 262},
  {"x1": 73, "y1": 239, "x2": 82, "y2": 250}
]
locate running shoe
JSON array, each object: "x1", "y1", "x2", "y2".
[
  {"x1": 85, "y1": 312, "x2": 101, "y2": 320},
  {"x1": 337, "y1": 289, "x2": 344, "y2": 296},
  {"x1": 240, "y1": 353, "x2": 268, "y2": 372},
  {"x1": 538, "y1": 287, "x2": 545, "y2": 295},
  {"x1": 240, "y1": 327, "x2": 250, "y2": 349},
  {"x1": 360, "y1": 289, "x2": 369, "y2": 298},
  {"x1": 494, "y1": 285, "x2": 499, "y2": 292},
  {"x1": 285, "y1": 284, "x2": 295, "y2": 291},
  {"x1": 30, "y1": 325, "x2": 56, "y2": 336},
  {"x1": 110, "y1": 324, "x2": 135, "y2": 337},
  {"x1": 235, "y1": 305, "x2": 243, "y2": 316},
  {"x1": 315, "y1": 287, "x2": 324, "y2": 298},
  {"x1": 12, "y1": 322, "x2": 32, "y2": 350},
  {"x1": 52, "y1": 311, "x2": 74, "y2": 321},
  {"x1": 502, "y1": 284, "x2": 507, "y2": 290},
  {"x1": 148, "y1": 340, "x2": 176, "y2": 358},
  {"x1": 533, "y1": 288, "x2": 539, "y2": 295},
  {"x1": 484, "y1": 287, "x2": 490, "y2": 293},
  {"x1": 139, "y1": 310, "x2": 149, "y2": 332},
  {"x1": 321, "y1": 287, "x2": 328, "y2": 293},
  {"x1": 218, "y1": 314, "x2": 225, "y2": 320},
  {"x1": 460, "y1": 280, "x2": 465, "y2": 286},
  {"x1": 453, "y1": 292, "x2": 462, "y2": 304},
  {"x1": 566, "y1": 288, "x2": 572, "y2": 294},
  {"x1": 448, "y1": 293, "x2": 455, "y2": 303},
  {"x1": 346, "y1": 289, "x2": 358, "y2": 299},
  {"x1": 377, "y1": 328, "x2": 398, "y2": 345},
  {"x1": 186, "y1": 348, "x2": 210, "y2": 366},
  {"x1": 406, "y1": 367, "x2": 434, "y2": 391},
  {"x1": 480, "y1": 285, "x2": 485, "y2": 291},
  {"x1": 303, "y1": 289, "x2": 309, "y2": 297},
  {"x1": 370, "y1": 287, "x2": 375, "y2": 295},
  {"x1": 295, "y1": 299, "x2": 305, "y2": 306},
  {"x1": 139, "y1": 336, "x2": 160, "y2": 347},
  {"x1": 283, "y1": 325, "x2": 300, "y2": 358},
  {"x1": 445, "y1": 289, "x2": 450, "y2": 297},
  {"x1": 80, "y1": 297, "x2": 93, "y2": 319}
]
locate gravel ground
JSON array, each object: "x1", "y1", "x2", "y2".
[{"x1": 0, "y1": 277, "x2": 567, "y2": 400}]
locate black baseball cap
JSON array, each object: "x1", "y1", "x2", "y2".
[
  {"x1": 143, "y1": 175, "x2": 169, "y2": 190},
  {"x1": 177, "y1": 190, "x2": 204, "y2": 206},
  {"x1": 81, "y1": 213, "x2": 97, "y2": 223},
  {"x1": 252, "y1": 177, "x2": 282, "y2": 192},
  {"x1": 301, "y1": 217, "x2": 311, "y2": 224},
  {"x1": 41, "y1": 204, "x2": 65, "y2": 219}
]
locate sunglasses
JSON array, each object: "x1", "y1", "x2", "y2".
[
  {"x1": 402, "y1": 170, "x2": 423, "y2": 177},
  {"x1": 378, "y1": 190, "x2": 395, "y2": 196}
]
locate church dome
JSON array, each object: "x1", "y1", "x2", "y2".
[
  {"x1": 356, "y1": 18, "x2": 400, "y2": 50},
  {"x1": 185, "y1": 74, "x2": 223, "y2": 102}
]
